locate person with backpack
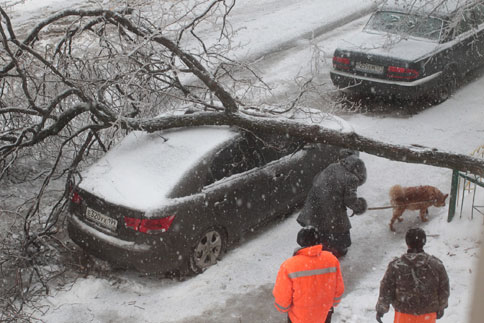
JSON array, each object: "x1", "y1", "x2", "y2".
[{"x1": 376, "y1": 228, "x2": 450, "y2": 323}]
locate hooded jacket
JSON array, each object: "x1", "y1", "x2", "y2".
[
  {"x1": 376, "y1": 251, "x2": 450, "y2": 316},
  {"x1": 273, "y1": 244, "x2": 344, "y2": 323},
  {"x1": 297, "y1": 154, "x2": 367, "y2": 233}
]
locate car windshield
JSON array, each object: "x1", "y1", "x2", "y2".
[{"x1": 365, "y1": 11, "x2": 444, "y2": 41}]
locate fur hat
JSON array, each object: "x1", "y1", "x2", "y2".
[
  {"x1": 405, "y1": 228, "x2": 427, "y2": 249},
  {"x1": 338, "y1": 149, "x2": 357, "y2": 160},
  {"x1": 340, "y1": 154, "x2": 367, "y2": 186},
  {"x1": 297, "y1": 226, "x2": 320, "y2": 247}
]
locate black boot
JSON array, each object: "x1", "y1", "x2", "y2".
[
  {"x1": 326, "y1": 247, "x2": 347, "y2": 258},
  {"x1": 325, "y1": 307, "x2": 334, "y2": 323},
  {"x1": 336, "y1": 248, "x2": 348, "y2": 258}
]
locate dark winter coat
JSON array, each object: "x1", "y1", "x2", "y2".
[
  {"x1": 376, "y1": 251, "x2": 450, "y2": 316},
  {"x1": 297, "y1": 155, "x2": 367, "y2": 233}
]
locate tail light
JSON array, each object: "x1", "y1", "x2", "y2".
[
  {"x1": 124, "y1": 215, "x2": 175, "y2": 234},
  {"x1": 333, "y1": 56, "x2": 350, "y2": 70},
  {"x1": 68, "y1": 182, "x2": 82, "y2": 204},
  {"x1": 387, "y1": 66, "x2": 419, "y2": 80},
  {"x1": 71, "y1": 191, "x2": 82, "y2": 204}
]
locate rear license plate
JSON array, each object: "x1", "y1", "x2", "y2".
[
  {"x1": 355, "y1": 62, "x2": 384, "y2": 75},
  {"x1": 85, "y1": 207, "x2": 117, "y2": 231}
]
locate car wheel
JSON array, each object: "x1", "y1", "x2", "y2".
[
  {"x1": 188, "y1": 228, "x2": 225, "y2": 274},
  {"x1": 431, "y1": 68, "x2": 457, "y2": 104}
]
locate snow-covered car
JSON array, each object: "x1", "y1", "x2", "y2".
[
  {"x1": 67, "y1": 109, "x2": 353, "y2": 275},
  {"x1": 330, "y1": 0, "x2": 484, "y2": 103}
]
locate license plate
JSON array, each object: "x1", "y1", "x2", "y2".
[
  {"x1": 85, "y1": 207, "x2": 118, "y2": 231},
  {"x1": 355, "y1": 62, "x2": 384, "y2": 75}
]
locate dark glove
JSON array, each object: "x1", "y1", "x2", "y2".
[
  {"x1": 436, "y1": 309, "x2": 444, "y2": 319},
  {"x1": 376, "y1": 311, "x2": 384, "y2": 323},
  {"x1": 354, "y1": 197, "x2": 367, "y2": 215}
]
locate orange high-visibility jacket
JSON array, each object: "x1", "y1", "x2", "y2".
[{"x1": 273, "y1": 244, "x2": 344, "y2": 323}]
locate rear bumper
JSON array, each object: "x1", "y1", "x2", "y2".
[
  {"x1": 330, "y1": 69, "x2": 442, "y2": 99},
  {"x1": 67, "y1": 214, "x2": 187, "y2": 273}
]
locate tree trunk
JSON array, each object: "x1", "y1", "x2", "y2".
[{"x1": 92, "y1": 108, "x2": 484, "y2": 176}]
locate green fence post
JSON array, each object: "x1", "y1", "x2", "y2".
[{"x1": 448, "y1": 169, "x2": 459, "y2": 222}]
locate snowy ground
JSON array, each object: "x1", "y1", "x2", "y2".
[
  {"x1": 34, "y1": 83, "x2": 484, "y2": 323},
  {"x1": 5, "y1": 0, "x2": 483, "y2": 322}
]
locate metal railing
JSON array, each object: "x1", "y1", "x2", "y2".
[{"x1": 448, "y1": 170, "x2": 484, "y2": 222}]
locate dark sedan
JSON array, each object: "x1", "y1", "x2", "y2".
[
  {"x1": 330, "y1": 0, "x2": 484, "y2": 103},
  {"x1": 67, "y1": 109, "x2": 352, "y2": 275}
]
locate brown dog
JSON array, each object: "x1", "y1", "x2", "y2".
[{"x1": 389, "y1": 185, "x2": 448, "y2": 231}]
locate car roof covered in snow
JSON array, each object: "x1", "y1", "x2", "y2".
[
  {"x1": 79, "y1": 126, "x2": 239, "y2": 211},
  {"x1": 79, "y1": 109, "x2": 352, "y2": 211},
  {"x1": 380, "y1": 0, "x2": 476, "y2": 18}
]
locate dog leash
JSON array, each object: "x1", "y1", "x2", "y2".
[
  {"x1": 349, "y1": 200, "x2": 440, "y2": 216},
  {"x1": 350, "y1": 206, "x2": 391, "y2": 216},
  {"x1": 367, "y1": 199, "x2": 439, "y2": 211},
  {"x1": 368, "y1": 205, "x2": 393, "y2": 210}
]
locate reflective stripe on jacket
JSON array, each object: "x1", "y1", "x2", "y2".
[{"x1": 273, "y1": 244, "x2": 344, "y2": 323}]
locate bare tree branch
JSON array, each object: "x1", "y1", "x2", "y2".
[{"x1": 89, "y1": 109, "x2": 484, "y2": 176}]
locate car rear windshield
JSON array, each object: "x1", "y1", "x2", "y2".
[{"x1": 365, "y1": 11, "x2": 444, "y2": 41}]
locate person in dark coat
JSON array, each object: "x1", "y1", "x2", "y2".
[
  {"x1": 376, "y1": 228, "x2": 450, "y2": 323},
  {"x1": 296, "y1": 152, "x2": 367, "y2": 257}
]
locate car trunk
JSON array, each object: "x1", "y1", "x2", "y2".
[
  {"x1": 333, "y1": 49, "x2": 424, "y2": 82},
  {"x1": 70, "y1": 187, "x2": 145, "y2": 240}
]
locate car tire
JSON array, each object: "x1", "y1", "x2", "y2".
[
  {"x1": 188, "y1": 227, "x2": 226, "y2": 274},
  {"x1": 431, "y1": 68, "x2": 457, "y2": 104}
]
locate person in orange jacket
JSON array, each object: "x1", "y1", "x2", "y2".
[{"x1": 273, "y1": 226, "x2": 344, "y2": 323}]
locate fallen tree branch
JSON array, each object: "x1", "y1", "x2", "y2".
[{"x1": 93, "y1": 109, "x2": 484, "y2": 176}]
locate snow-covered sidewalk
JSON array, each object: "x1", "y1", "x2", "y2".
[
  {"x1": 6, "y1": 0, "x2": 376, "y2": 61},
  {"x1": 221, "y1": 0, "x2": 376, "y2": 60}
]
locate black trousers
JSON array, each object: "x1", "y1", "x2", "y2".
[
  {"x1": 287, "y1": 307, "x2": 334, "y2": 323},
  {"x1": 320, "y1": 231, "x2": 351, "y2": 258}
]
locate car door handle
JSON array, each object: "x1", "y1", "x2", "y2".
[{"x1": 274, "y1": 170, "x2": 294, "y2": 180}]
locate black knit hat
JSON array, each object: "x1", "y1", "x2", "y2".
[
  {"x1": 405, "y1": 228, "x2": 427, "y2": 249},
  {"x1": 297, "y1": 226, "x2": 320, "y2": 247}
]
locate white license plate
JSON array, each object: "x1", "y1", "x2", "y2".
[
  {"x1": 85, "y1": 207, "x2": 118, "y2": 231},
  {"x1": 355, "y1": 62, "x2": 384, "y2": 75}
]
